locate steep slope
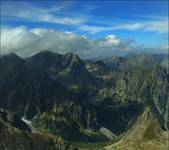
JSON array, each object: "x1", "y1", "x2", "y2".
[
  {"x1": 104, "y1": 107, "x2": 168, "y2": 150},
  {"x1": 61, "y1": 53, "x2": 96, "y2": 86},
  {"x1": 0, "y1": 53, "x2": 71, "y2": 119},
  {"x1": 0, "y1": 110, "x2": 77, "y2": 150},
  {"x1": 26, "y1": 51, "x2": 96, "y2": 87},
  {"x1": 25, "y1": 51, "x2": 63, "y2": 75},
  {"x1": 97, "y1": 66, "x2": 168, "y2": 129}
]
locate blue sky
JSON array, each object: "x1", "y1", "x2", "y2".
[{"x1": 1, "y1": 0, "x2": 168, "y2": 58}]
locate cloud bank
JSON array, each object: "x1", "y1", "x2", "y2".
[
  {"x1": 1, "y1": 26, "x2": 133, "y2": 58},
  {"x1": 1, "y1": 26, "x2": 167, "y2": 59}
]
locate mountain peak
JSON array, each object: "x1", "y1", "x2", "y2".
[
  {"x1": 72, "y1": 54, "x2": 80, "y2": 62},
  {"x1": 1, "y1": 53, "x2": 23, "y2": 61},
  {"x1": 63, "y1": 52, "x2": 81, "y2": 65},
  {"x1": 31, "y1": 51, "x2": 61, "y2": 58},
  {"x1": 0, "y1": 53, "x2": 24, "y2": 71},
  {"x1": 63, "y1": 52, "x2": 74, "y2": 60}
]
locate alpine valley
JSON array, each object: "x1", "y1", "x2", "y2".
[{"x1": 0, "y1": 51, "x2": 168, "y2": 150}]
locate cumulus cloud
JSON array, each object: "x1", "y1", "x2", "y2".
[
  {"x1": 1, "y1": 26, "x2": 139, "y2": 58},
  {"x1": 104, "y1": 35, "x2": 121, "y2": 46}
]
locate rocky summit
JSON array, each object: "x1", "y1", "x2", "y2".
[{"x1": 0, "y1": 51, "x2": 168, "y2": 150}]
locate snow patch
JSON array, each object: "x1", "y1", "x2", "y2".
[{"x1": 21, "y1": 117, "x2": 31, "y2": 125}]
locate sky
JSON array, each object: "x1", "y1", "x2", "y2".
[{"x1": 1, "y1": 0, "x2": 168, "y2": 58}]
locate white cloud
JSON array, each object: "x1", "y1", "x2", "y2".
[
  {"x1": 100, "y1": 35, "x2": 120, "y2": 47},
  {"x1": 79, "y1": 25, "x2": 112, "y2": 34},
  {"x1": 2, "y1": 2, "x2": 86, "y2": 25},
  {"x1": 79, "y1": 18, "x2": 168, "y2": 34},
  {"x1": 112, "y1": 23, "x2": 145, "y2": 30},
  {"x1": 18, "y1": 9, "x2": 85, "y2": 25},
  {"x1": 2, "y1": 2, "x2": 168, "y2": 34},
  {"x1": 1, "y1": 26, "x2": 140, "y2": 58},
  {"x1": 79, "y1": 24, "x2": 145, "y2": 34},
  {"x1": 144, "y1": 18, "x2": 168, "y2": 33},
  {"x1": 64, "y1": 31, "x2": 73, "y2": 34},
  {"x1": 49, "y1": 2, "x2": 72, "y2": 12}
]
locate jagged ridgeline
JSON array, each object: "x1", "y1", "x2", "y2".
[{"x1": 0, "y1": 51, "x2": 168, "y2": 150}]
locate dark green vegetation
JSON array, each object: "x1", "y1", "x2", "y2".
[{"x1": 0, "y1": 51, "x2": 168, "y2": 149}]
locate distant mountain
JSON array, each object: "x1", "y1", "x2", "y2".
[
  {"x1": 86, "y1": 60, "x2": 110, "y2": 76},
  {"x1": 104, "y1": 53, "x2": 168, "y2": 70},
  {"x1": 0, "y1": 51, "x2": 168, "y2": 149}
]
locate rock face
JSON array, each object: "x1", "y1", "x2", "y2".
[
  {"x1": 0, "y1": 51, "x2": 168, "y2": 149},
  {"x1": 104, "y1": 107, "x2": 168, "y2": 150}
]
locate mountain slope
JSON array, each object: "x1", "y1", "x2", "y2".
[
  {"x1": 104, "y1": 107, "x2": 168, "y2": 150},
  {"x1": 26, "y1": 51, "x2": 96, "y2": 87},
  {"x1": 0, "y1": 110, "x2": 77, "y2": 150}
]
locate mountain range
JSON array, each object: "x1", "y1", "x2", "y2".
[{"x1": 0, "y1": 51, "x2": 168, "y2": 150}]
